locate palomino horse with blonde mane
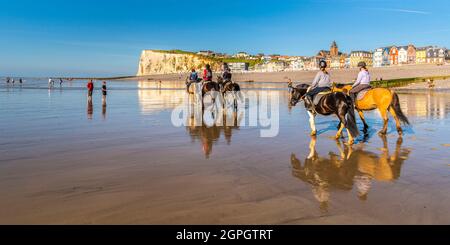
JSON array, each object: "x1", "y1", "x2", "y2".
[{"x1": 333, "y1": 84, "x2": 410, "y2": 135}]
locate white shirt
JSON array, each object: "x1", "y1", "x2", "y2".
[{"x1": 353, "y1": 70, "x2": 371, "y2": 87}]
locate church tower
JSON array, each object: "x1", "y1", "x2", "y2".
[{"x1": 330, "y1": 41, "x2": 338, "y2": 56}]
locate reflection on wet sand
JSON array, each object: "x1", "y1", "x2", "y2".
[
  {"x1": 291, "y1": 135, "x2": 410, "y2": 212},
  {"x1": 102, "y1": 104, "x2": 107, "y2": 120},
  {"x1": 87, "y1": 101, "x2": 93, "y2": 120},
  {"x1": 186, "y1": 103, "x2": 243, "y2": 158},
  {"x1": 138, "y1": 81, "x2": 185, "y2": 115},
  {"x1": 398, "y1": 91, "x2": 450, "y2": 119}
]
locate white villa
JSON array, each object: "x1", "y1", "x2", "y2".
[
  {"x1": 234, "y1": 52, "x2": 250, "y2": 58},
  {"x1": 290, "y1": 59, "x2": 305, "y2": 71},
  {"x1": 398, "y1": 46, "x2": 408, "y2": 64},
  {"x1": 373, "y1": 48, "x2": 383, "y2": 67}
]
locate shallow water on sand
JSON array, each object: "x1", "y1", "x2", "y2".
[{"x1": 0, "y1": 80, "x2": 449, "y2": 224}]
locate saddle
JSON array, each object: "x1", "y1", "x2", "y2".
[
  {"x1": 313, "y1": 90, "x2": 333, "y2": 105},
  {"x1": 356, "y1": 88, "x2": 371, "y2": 101}
]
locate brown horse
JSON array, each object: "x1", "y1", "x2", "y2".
[
  {"x1": 333, "y1": 84, "x2": 409, "y2": 135},
  {"x1": 202, "y1": 81, "x2": 220, "y2": 98}
]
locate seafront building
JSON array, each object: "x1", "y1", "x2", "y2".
[
  {"x1": 228, "y1": 62, "x2": 250, "y2": 72},
  {"x1": 426, "y1": 47, "x2": 446, "y2": 64},
  {"x1": 398, "y1": 46, "x2": 408, "y2": 64},
  {"x1": 316, "y1": 41, "x2": 348, "y2": 69},
  {"x1": 350, "y1": 51, "x2": 373, "y2": 68},
  {"x1": 407, "y1": 45, "x2": 416, "y2": 64},
  {"x1": 416, "y1": 47, "x2": 428, "y2": 64},
  {"x1": 389, "y1": 46, "x2": 399, "y2": 65},
  {"x1": 373, "y1": 48, "x2": 383, "y2": 67}
]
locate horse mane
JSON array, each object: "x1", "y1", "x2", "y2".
[
  {"x1": 334, "y1": 83, "x2": 348, "y2": 88},
  {"x1": 295, "y1": 84, "x2": 310, "y2": 89}
]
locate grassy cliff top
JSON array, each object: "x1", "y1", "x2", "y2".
[
  {"x1": 146, "y1": 49, "x2": 264, "y2": 67},
  {"x1": 150, "y1": 49, "x2": 196, "y2": 55}
]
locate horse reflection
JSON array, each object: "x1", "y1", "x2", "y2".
[
  {"x1": 186, "y1": 100, "x2": 243, "y2": 159},
  {"x1": 291, "y1": 136, "x2": 410, "y2": 212}
]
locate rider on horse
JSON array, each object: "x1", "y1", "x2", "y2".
[
  {"x1": 304, "y1": 60, "x2": 332, "y2": 113},
  {"x1": 222, "y1": 63, "x2": 232, "y2": 83},
  {"x1": 349, "y1": 61, "x2": 372, "y2": 103},
  {"x1": 203, "y1": 64, "x2": 213, "y2": 82},
  {"x1": 186, "y1": 68, "x2": 200, "y2": 92}
]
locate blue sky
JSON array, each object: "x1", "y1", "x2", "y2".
[{"x1": 1, "y1": 0, "x2": 449, "y2": 77}]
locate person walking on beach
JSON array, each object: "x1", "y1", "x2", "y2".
[
  {"x1": 19, "y1": 78, "x2": 23, "y2": 84},
  {"x1": 48, "y1": 78, "x2": 55, "y2": 88},
  {"x1": 203, "y1": 64, "x2": 213, "y2": 82},
  {"x1": 349, "y1": 61, "x2": 371, "y2": 103},
  {"x1": 101, "y1": 81, "x2": 107, "y2": 106},
  {"x1": 6, "y1": 77, "x2": 10, "y2": 84},
  {"x1": 59, "y1": 78, "x2": 64, "y2": 87},
  {"x1": 304, "y1": 60, "x2": 332, "y2": 113},
  {"x1": 87, "y1": 80, "x2": 94, "y2": 103}
]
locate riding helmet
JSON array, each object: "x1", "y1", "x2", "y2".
[{"x1": 358, "y1": 61, "x2": 367, "y2": 68}]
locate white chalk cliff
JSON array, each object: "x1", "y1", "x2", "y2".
[{"x1": 137, "y1": 50, "x2": 220, "y2": 76}]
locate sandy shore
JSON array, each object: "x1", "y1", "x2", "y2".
[
  {"x1": 396, "y1": 79, "x2": 450, "y2": 90},
  {"x1": 131, "y1": 64, "x2": 450, "y2": 84}
]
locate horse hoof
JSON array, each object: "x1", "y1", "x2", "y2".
[
  {"x1": 378, "y1": 131, "x2": 387, "y2": 136},
  {"x1": 311, "y1": 131, "x2": 317, "y2": 136}
]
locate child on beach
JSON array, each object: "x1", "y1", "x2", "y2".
[{"x1": 102, "y1": 81, "x2": 107, "y2": 106}]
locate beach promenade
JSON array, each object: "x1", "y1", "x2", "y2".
[{"x1": 131, "y1": 64, "x2": 450, "y2": 84}]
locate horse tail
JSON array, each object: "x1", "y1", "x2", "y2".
[
  {"x1": 344, "y1": 95, "x2": 360, "y2": 138},
  {"x1": 390, "y1": 92, "x2": 410, "y2": 125}
]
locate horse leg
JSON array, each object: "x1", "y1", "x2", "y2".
[
  {"x1": 308, "y1": 111, "x2": 317, "y2": 136},
  {"x1": 335, "y1": 122, "x2": 345, "y2": 139},
  {"x1": 357, "y1": 110, "x2": 369, "y2": 133},
  {"x1": 337, "y1": 111, "x2": 354, "y2": 145},
  {"x1": 378, "y1": 108, "x2": 389, "y2": 135},
  {"x1": 389, "y1": 107, "x2": 403, "y2": 136}
]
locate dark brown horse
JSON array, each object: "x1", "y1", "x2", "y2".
[
  {"x1": 290, "y1": 84, "x2": 359, "y2": 145},
  {"x1": 202, "y1": 81, "x2": 220, "y2": 98},
  {"x1": 217, "y1": 76, "x2": 241, "y2": 95},
  {"x1": 217, "y1": 76, "x2": 241, "y2": 109}
]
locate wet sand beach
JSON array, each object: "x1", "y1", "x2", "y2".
[{"x1": 1, "y1": 80, "x2": 449, "y2": 224}]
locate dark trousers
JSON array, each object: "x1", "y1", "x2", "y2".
[
  {"x1": 350, "y1": 84, "x2": 371, "y2": 101},
  {"x1": 306, "y1": 87, "x2": 331, "y2": 98},
  {"x1": 350, "y1": 84, "x2": 371, "y2": 95}
]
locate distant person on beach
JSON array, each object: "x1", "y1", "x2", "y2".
[
  {"x1": 287, "y1": 78, "x2": 294, "y2": 92},
  {"x1": 48, "y1": 79, "x2": 54, "y2": 88},
  {"x1": 19, "y1": 78, "x2": 23, "y2": 84},
  {"x1": 349, "y1": 61, "x2": 371, "y2": 103},
  {"x1": 203, "y1": 64, "x2": 213, "y2": 82},
  {"x1": 6, "y1": 77, "x2": 10, "y2": 83},
  {"x1": 304, "y1": 60, "x2": 332, "y2": 113},
  {"x1": 59, "y1": 78, "x2": 64, "y2": 86},
  {"x1": 11, "y1": 78, "x2": 15, "y2": 84},
  {"x1": 102, "y1": 81, "x2": 107, "y2": 105},
  {"x1": 87, "y1": 80, "x2": 94, "y2": 103}
]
